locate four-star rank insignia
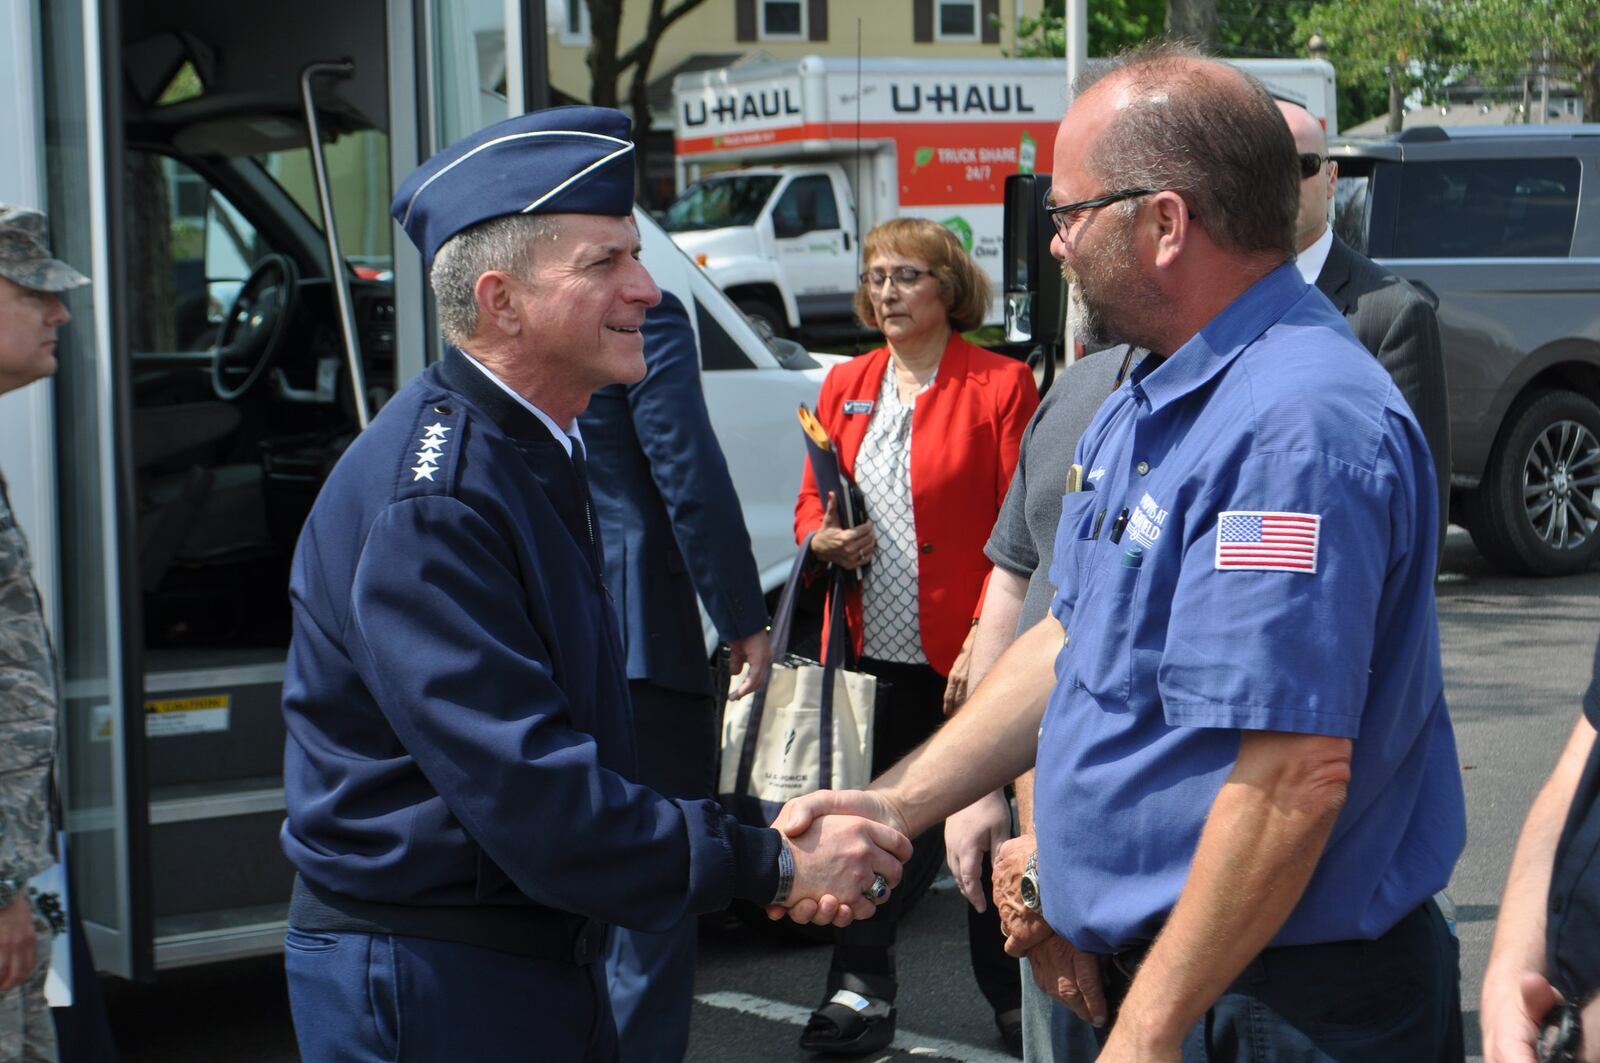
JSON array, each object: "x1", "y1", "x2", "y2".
[
  {"x1": 412, "y1": 421, "x2": 451, "y2": 482},
  {"x1": 398, "y1": 407, "x2": 460, "y2": 498}
]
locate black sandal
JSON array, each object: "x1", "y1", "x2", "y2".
[{"x1": 797, "y1": 989, "x2": 897, "y2": 1056}]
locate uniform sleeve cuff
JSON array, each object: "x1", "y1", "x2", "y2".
[{"x1": 730, "y1": 824, "x2": 784, "y2": 904}]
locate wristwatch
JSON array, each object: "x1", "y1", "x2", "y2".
[
  {"x1": 0, "y1": 875, "x2": 20, "y2": 911},
  {"x1": 771, "y1": 836, "x2": 795, "y2": 906},
  {"x1": 1019, "y1": 852, "x2": 1041, "y2": 912}
]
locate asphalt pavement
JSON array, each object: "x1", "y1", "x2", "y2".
[{"x1": 101, "y1": 527, "x2": 1600, "y2": 1062}]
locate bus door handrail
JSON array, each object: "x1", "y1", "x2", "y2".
[{"x1": 299, "y1": 59, "x2": 371, "y2": 429}]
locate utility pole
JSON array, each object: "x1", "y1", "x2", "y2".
[{"x1": 1063, "y1": 0, "x2": 1086, "y2": 360}]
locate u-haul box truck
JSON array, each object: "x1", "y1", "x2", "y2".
[{"x1": 666, "y1": 55, "x2": 1336, "y2": 335}]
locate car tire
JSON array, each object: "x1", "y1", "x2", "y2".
[
  {"x1": 1461, "y1": 389, "x2": 1600, "y2": 576},
  {"x1": 736, "y1": 297, "x2": 788, "y2": 341}
]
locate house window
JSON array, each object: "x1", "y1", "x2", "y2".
[
  {"x1": 558, "y1": 0, "x2": 590, "y2": 45},
  {"x1": 760, "y1": 0, "x2": 805, "y2": 40},
  {"x1": 936, "y1": 0, "x2": 978, "y2": 40}
]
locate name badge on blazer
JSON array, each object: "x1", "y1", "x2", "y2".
[{"x1": 843, "y1": 400, "x2": 875, "y2": 415}]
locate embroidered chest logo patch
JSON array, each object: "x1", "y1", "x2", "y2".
[
  {"x1": 1215, "y1": 511, "x2": 1321, "y2": 573},
  {"x1": 843, "y1": 399, "x2": 875, "y2": 415},
  {"x1": 411, "y1": 421, "x2": 451, "y2": 482},
  {"x1": 1127, "y1": 492, "x2": 1169, "y2": 550}
]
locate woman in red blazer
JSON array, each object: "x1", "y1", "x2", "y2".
[{"x1": 792, "y1": 218, "x2": 1038, "y2": 1055}]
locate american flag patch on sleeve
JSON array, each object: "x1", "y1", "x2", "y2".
[{"x1": 1215, "y1": 511, "x2": 1321, "y2": 572}]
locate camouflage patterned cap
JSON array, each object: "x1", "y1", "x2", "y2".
[{"x1": 0, "y1": 204, "x2": 90, "y2": 293}]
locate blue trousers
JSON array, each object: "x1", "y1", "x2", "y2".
[
  {"x1": 1065, "y1": 899, "x2": 1463, "y2": 1062},
  {"x1": 604, "y1": 680, "x2": 717, "y2": 1062},
  {"x1": 285, "y1": 928, "x2": 618, "y2": 1062}
]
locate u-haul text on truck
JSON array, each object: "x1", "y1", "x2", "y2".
[{"x1": 666, "y1": 55, "x2": 1336, "y2": 335}]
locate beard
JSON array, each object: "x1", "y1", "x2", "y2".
[{"x1": 1062, "y1": 212, "x2": 1163, "y2": 351}]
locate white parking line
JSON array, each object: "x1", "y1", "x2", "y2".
[{"x1": 695, "y1": 990, "x2": 1016, "y2": 1063}]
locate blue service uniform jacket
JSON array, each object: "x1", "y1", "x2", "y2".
[
  {"x1": 280, "y1": 348, "x2": 779, "y2": 935},
  {"x1": 578, "y1": 292, "x2": 768, "y2": 695}
]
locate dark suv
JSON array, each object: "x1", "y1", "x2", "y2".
[{"x1": 1330, "y1": 125, "x2": 1600, "y2": 576}]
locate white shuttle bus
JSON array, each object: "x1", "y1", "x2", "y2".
[{"x1": 0, "y1": 0, "x2": 829, "y2": 979}]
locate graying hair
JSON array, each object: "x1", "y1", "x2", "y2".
[
  {"x1": 1073, "y1": 42, "x2": 1298, "y2": 261},
  {"x1": 429, "y1": 214, "x2": 560, "y2": 345}
]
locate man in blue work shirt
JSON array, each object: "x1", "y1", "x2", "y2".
[
  {"x1": 776, "y1": 45, "x2": 1466, "y2": 1061},
  {"x1": 581, "y1": 289, "x2": 772, "y2": 1061},
  {"x1": 278, "y1": 106, "x2": 911, "y2": 1062}
]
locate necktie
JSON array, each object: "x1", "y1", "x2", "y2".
[{"x1": 567, "y1": 435, "x2": 596, "y2": 552}]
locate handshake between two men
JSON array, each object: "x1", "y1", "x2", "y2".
[
  {"x1": 766, "y1": 786, "x2": 1108, "y2": 1031},
  {"x1": 759, "y1": 615, "x2": 1094, "y2": 1010}
]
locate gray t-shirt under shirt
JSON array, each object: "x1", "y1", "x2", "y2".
[{"x1": 983, "y1": 348, "x2": 1128, "y2": 634}]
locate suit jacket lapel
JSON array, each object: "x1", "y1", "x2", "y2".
[{"x1": 1313, "y1": 236, "x2": 1357, "y2": 314}]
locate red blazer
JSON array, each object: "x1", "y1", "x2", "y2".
[{"x1": 794, "y1": 334, "x2": 1039, "y2": 675}]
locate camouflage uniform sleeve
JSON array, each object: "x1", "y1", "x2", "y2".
[{"x1": 0, "y1": 489, "x2": 58, "y2": 884}]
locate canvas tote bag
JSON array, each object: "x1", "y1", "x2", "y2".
[{"x1": 718, "y1": 538, "x2": 875, "y2": 826}]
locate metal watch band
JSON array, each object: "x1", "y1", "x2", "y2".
[{"x1": 772, "y1": 836, "x2": 795, "y2": 906}]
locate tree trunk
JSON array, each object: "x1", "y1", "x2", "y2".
[
  {"x1": 1582, "y1": 57, "x2": 1600, "y2": 125},
  {"x1": 628, "y1": 53, "x2": 657, "y2": 202},
  {"x1": 1386, "y1": 68, "x2": 1403, "y2": 133},
  {"x1": 1165, "y1": 0, "x2": 1216, "y2": 50},
  {"x1": 586, "y1": 0, "x2": 625, "y2": 107}
]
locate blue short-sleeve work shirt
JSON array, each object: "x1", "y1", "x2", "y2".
[{"x1": 1034, "y1": 264, "x2": 1465, "y2": 955}]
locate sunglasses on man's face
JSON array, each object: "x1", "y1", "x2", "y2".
[{"x1": 1299, "y1": 153, "x2": 1328, "y2": 180}]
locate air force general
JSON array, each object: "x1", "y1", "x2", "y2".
[{"x1": 278, "y1": 106, "x2": 911, "y2": 1062}]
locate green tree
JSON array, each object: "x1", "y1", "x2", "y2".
[
  {"x1": 1295, "y1": 0, "x2": 1457, "y2": 132},
  {"x1": 1454, "y1": 0, "x2": 1599, "y2": 121},
  {"x1": 1011, "y1": 0, "x2": 1166, "y2": 59}
]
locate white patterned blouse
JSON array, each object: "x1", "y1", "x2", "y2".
[{"x1": 854, "y1": 357, "x2": 933, "y2": 664}]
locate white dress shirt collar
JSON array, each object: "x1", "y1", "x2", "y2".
[
  {"x1": 1295, "y1": 227, "x2": 1334, "y2": 286},
  {"x1": 457, "y1": 348, "x2": 581, "y2": 456}
]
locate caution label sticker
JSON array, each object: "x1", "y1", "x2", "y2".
[{"x1": 144, "y1": 694, "x2": 231, "y2": 738}]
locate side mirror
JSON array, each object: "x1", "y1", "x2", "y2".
[{"x1": 1002, "y1": 172, "x2": 1065, "y2": 347}]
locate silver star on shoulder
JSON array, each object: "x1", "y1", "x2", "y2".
[
  {"x1": 416, "y1": 447, "x2": 443, "y2": 462},
  {"x1": 423, "y1": 422, "x2": 451, "y2": 438},
  {"x1": 411, "y1": 463, "x2": 438, "y2": 482}
]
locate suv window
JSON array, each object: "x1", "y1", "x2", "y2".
[
  {"x1": 1393, "y1": 157, "x2": 1580, "y2": 259},
  {"x1": 1330, "y1": 157, "x2": 1374, "y2": 254}
]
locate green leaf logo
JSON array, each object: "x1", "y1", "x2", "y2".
[
  {"x1": 913, "y1": 147, "x2": 935, "y2": 171},
  {"x1": 941, "y1": 216, "x2": 974, "y2": 252}
]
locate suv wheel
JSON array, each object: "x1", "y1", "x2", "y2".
[{"x1": 1462, "y1": 389, "x2": 1600, "y2": 576}]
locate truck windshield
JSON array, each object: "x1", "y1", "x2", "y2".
[{"x1": 661, "y1": 174, "x2": 782, "y2": 232}]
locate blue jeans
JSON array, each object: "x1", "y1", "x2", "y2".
[
  {"x1": 285, "y1": 928, "x2": 618, "y2": 1062},
  {"x1": 1020, "y1": 955, "x2": 1101, "y2": 1061},
  {"x1": 1089, "y1": 900, "x2": 1464, "y2": 1062}
]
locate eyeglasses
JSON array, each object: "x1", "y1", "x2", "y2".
[
  {"x1": 1043, "y1": 187, "x2": 1158, "y2": 239},
  {"x1": 859, "y1": 266, "x2": 935, "y2": 288},
  {"x1": 1298, "y1": 153, "x2": 1328, "y2": 179}
]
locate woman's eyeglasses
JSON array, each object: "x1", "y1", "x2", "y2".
[{"x1": 859, "y1": 266, "x2": 935, "y2": 288}]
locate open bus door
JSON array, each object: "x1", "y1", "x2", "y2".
[{"x1": 22, "y1": 0, "x2": 547, "y2": 977}]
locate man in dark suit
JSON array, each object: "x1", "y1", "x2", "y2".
[
  {"x1": 580, "y1": 288, "x2": 773, "y2": 1063},
  {"x1": 1279, "y1": 100, "x2": 1452, "y2": 544}
]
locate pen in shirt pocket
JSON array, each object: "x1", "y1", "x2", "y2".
[{"x1": 1109, "y1": 507, "x2": 1131, "y2": 544}]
